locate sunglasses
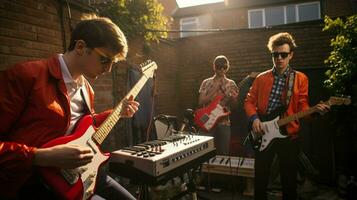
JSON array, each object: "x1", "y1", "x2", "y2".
[
  {"x1": 271, "y1": 52, "x2": 290, "y2": 59},
  {"x1": 215, "y1": 64, "x2": 228, "y2": 70},
  {"x1": 93, "y1": 48, "x2": 118, "y2": 64}
]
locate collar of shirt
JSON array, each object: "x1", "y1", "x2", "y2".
[
  {"x1": 272, "y1": 65, "x2": 290, "y2": 78},
  {"x1": 58, "y1": 54, "x2": 84, "y2": 90}
]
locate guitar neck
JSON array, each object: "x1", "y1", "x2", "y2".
[
  {"x1": 277, "y1": 106, "x2": 319, "y2": 127},
  {"x1": 93, "y1": 75, "x2": 149, "y2": 144},
  {"x1": 237, "y1": 75, "x2": 252, "y2": 90},
  {"x1": 220, "y1": 75, "x2": 253, "y2": 105}
]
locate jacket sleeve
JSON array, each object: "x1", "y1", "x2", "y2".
[
  {"x1": 0, "y1": 65, "x2": 37, "y2": 180},
  {"x1": 244, "y1": 77, "x2": 259, "y2": 121}
]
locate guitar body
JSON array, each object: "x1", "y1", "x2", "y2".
[
  {"x1": 40, "y1": 115, "x2": 110, "y2": 200},
  {"x1": 248, "y1": 107, "x2": 288, "y2": 152},
  {"x1": 194, "y1": 95, "x2": 230, "y2": 132}
]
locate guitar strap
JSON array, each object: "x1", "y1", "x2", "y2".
[
  {"x1": 80, "y1": 88, "x2": 96, "y2": 125},
  {"x1": 285, "y1": 69, "x2": 296, "y2": 107}
]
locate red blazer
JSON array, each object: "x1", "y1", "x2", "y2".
[
  {"x1": 0, "y1": 56, "x2": 111, "y2": 197},
  {"x1": 244, "y1": 68, "x2": 310, "y2": 136}
]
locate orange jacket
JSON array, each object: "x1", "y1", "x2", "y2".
[
  {"x1": 0, "y1": 56, "x2": 111, "y2": 197},
  {"x1": 244, "y1": 68, "x2": 310, "y2": 136}
]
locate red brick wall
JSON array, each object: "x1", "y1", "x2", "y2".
[{"x1": 0, "y1": 0, "x2": 96, "y2": 70}]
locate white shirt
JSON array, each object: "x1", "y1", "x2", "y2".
[{"x1": 58, "y1": 54, "x2": 86, "y2": 135}]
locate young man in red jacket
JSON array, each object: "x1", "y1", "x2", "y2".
[
  {"x1": 0, "y1": 17, "x2": 139, "y2": 199},
  {"x1": 244, "y1": 32, "x2": 329, "y2": 200}
]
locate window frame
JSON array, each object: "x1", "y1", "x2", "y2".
[
  {"x1": 180, "y1": 17, "x2": 200, "y2": 38},
  {"x1": 248, "y1": 8, "x2": 265, "y2": 28},
  {"x1": 296, "y1": 1, "x2": 321, "y2": 22},
  {"x1": 247, "y1": 1, "x2": 321, "y2": 28}
]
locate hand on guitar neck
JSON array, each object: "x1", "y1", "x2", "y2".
[{"x1": 315, "y1": 101, "x2": 330, "y2": 115}]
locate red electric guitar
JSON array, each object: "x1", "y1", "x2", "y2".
[
  {"x1": 194, "y1": 72, "x2": 259, "y2": 131},
  {"x1": 39, "y1": 60, "x2": 157, "y2": 200}
]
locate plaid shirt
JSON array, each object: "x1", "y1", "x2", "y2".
[{"x1": 266, "y1": 67, "x2": 290, "y2": 114}]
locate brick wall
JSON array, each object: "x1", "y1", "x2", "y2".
[{"x1": 0, "y1": 0, "x2": 96, "y2": 70}]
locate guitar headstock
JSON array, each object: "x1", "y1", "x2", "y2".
[
  {"x1": 328, "y1": 96, "x2": 351, "y2": 106},
  {"x1": 140, "y1": 60, "x2": 158, "y2": 78},
  {"x1": 248, "y1": 72, "x2": 260, "y2": 78}
]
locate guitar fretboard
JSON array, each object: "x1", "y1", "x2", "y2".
[
  {"x1": 277, "y1": 106, "x2": 319, "y2": 127},
  {"x1": 93, "y1": 72, "x2": 151, "y2": 144}
]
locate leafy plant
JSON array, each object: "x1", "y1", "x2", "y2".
[
  {"x1": 323, "y1": 15, "x2": 357, "y2": 96},
  {"x1": 97, "y1": 0, "x2": 169, "y2": 42}
]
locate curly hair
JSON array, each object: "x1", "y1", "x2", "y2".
[{"x1": 267, "y1": 32, "x2": 297, "y2": 52}]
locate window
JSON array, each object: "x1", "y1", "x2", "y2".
[
  {"x1": 248, "y1": 1, "x2": 320, "y2": 28},
  {"x1": 179, "y1": 15, "x2": 212, "y2": 38},
  {"x1": 266, "y1": 6, "x2": 284, "y2": 26},
  {"x1": 180, "y1": 17, "x2": 199, "y2": 38},
  {"x1": 297, "y1": 2, "x2": 320, "y2": 22},
  {"x1": 248, "y1": 9, "x2": 264, "y2": 28},
  {"x1": 286, "y1": 5, "x2": 296, "y2": 23}
]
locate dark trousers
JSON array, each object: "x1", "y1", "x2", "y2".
[
  {"x1": 254, "y1": 138, "x2": 299, "y2": 200},
  {"x1": 13, "y1": 172, "x2": 136, "y2": 200}
]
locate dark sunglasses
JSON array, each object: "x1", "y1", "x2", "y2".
[
  {"x1": 215, "y1": 64, "x2": 228, "y2": 70},
  {"x1": 93, "y1": 48, "x2": 117, "y2": 64},
  {"x1": 271, "y1": 52, "x2": 290, "y2": 59}
]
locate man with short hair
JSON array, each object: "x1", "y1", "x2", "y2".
[
  {"x1": 0, "y1": 17, "x2": 139, "y2": 199},
  {"x1": 244, "y1": 32, "x2": 329, "y2": 200}
]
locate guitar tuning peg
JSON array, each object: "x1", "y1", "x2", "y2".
[{"x1": 139, "y1": 62, "x2": 144, "y2": 68}]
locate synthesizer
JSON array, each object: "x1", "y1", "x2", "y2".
[
  {"x1": 110, "y1": 133, "x2": 215, "y2": 184},
  {"x1": 202, "y1": 155, "x2": 255, "y2": 196},
  {"x1": 202, "y1": 155, "x2": 254, "y2": 177}
]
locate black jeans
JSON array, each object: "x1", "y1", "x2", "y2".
[
  {"x1": 13, "y1": 171, "x2": 136, "y2": 200},
  {"x1": 254, "y1": 138, "x2": 299, "y2": 200}
]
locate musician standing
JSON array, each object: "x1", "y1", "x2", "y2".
[
  {"x1": 244, "y1": 32, "x2": 330, "y2": 200},
  {"x1": 198, "y1": 55, "x2": 239, "y2": 155},
  {"x1": 0, "y1": 17, "x2": 139, "y2": 199}
]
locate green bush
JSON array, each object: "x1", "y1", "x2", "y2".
[
  {"x1": 97, "y1": 0, "x2": 169, "y2": 42},
  {"x1": 323, "y1": 15, "x2": 357, "y2": 96}
]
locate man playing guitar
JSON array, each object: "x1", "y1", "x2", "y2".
[
  {"x1": 198, "y1": 55, "x2": 239, "y2": 155},
  {"x1": 0, "y1": 17, "x2": 139, "y2": 199},
  {"x1": 244, "y1": 32, "x2": 330, "y2": 200}
]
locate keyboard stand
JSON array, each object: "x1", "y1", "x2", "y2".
[{"x1": 168, "y1": 167, "x2": 210, "y2": 200}]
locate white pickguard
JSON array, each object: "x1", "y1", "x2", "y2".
[
  {"x1": 203, "y1": 104, "x2": 225, "y2": 130},
  {"x1": 65, "y1": 126, "x2": 109, "y2": 200},
  {"x1": 251, "y1": 116, "x2": 288, "y2": 151}
]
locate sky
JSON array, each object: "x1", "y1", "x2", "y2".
[{"x1": 176, "y1": 0, "x2": 224, "y2": 8}]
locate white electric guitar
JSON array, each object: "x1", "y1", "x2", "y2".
[{"x1": 248, "y1": 96, "x2": 351, "y2": 152}]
